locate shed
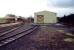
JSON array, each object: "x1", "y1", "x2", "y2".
[{"x1": 34, "y1": 11, "x2": 57, "y2": 23}]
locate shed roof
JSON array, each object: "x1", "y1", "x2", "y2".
[{"x1": 35, "y1": 10, "x2": 56, "y2": 14}]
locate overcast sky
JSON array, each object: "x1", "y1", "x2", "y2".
[{"x1": 0, "y1": 0, "x2": 74, "y2": 17}]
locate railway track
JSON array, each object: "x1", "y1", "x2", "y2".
[
  {"x1": 0, "y1": 24, "x2": 25, "y2": 36},
  {"x1": 0, "y1": 23, "x2": 22, "y2": 33},
  {"x1": 0, "y1": 25, "x2": 39, "y2": 47}
]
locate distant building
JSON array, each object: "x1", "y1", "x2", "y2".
[
  {"x1": 0, "y1": 16, "x2": 17, "y2": 24},
  {"x1": 5, "y1": 16, "x2": 15, "y2": 23},
  {"x1": 5, "y1": 15, "x2": 18, "y2": 23},
  {"x1": 34, "y1": 11, "x2": 57, "y2": 23}
]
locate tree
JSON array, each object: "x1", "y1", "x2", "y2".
[
  {"x1": 17, "y1": 16, "x2": 26, "y2": 23},
  {"x1": 59, "y1": 14, "x2": 74, "y2": 26},
  {"x1": 27, "y1": 16, "x2": 34, "y2": 23},
  {"x1": 5, "y1": 14, "x2": 16, "y2": 18}
]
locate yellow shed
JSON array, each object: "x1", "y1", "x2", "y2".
[{"x1": 34, "y1": 11, "x2": 57, "y2": 24}]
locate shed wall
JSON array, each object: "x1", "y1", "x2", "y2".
[{"x1": 34, "y1": 11, "x2": 57, "y2": 23}]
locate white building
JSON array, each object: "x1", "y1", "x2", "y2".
[{"x1": 34, "y1": 11, "x2": 57, "y2": 23}]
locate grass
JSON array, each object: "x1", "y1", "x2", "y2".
[
  {"x1": 0, "y1": 18, "x2": 6, "y2": 23},
  {"x1": 58, "y1": 30, "x2": 64, "y2": 33},
  {"x1": 64, "y1": 33, "x2": 74, "y2": 42},
  {"x1": 64, "y1": 38, "x2": 74, "y2": 42},
  {"x1": 65, "y1": 33, "x2": 74, "y2": 36}
]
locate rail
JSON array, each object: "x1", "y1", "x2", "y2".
[{"x1": 0, "y1": 25, "x2": 39, "y2": 47}]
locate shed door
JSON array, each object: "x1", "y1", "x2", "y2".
[{"x1": 37, "y1": 15, "x2": 44, "y2": 23}]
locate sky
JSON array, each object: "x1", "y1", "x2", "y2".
[{"x1": 0, "y1": 0, "x2": 74, "y2": 18}]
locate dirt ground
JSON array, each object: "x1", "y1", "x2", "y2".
[
  {"x1": 0, "y1": 25, "x2": 74, "y2": 50},
  {"x1": 29, "y1": 26, "x2": 65, "y2": 50}
]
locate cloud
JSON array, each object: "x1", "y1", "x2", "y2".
[
  {"x1": 47, "y1": 0, "x2": 74, "y2": 17},
  {"x1": 56, "y1": 8, "x2": 74, "y2": 17},
  {"x1": 48, "y1": 0, "x2": 74, "y2": 8},
  {"x1": 0, "y1": 0, "x2": 74, "y2": 17},
  {"x1": 0, "y1": 0, "x2": 48, "y2": 17}
]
